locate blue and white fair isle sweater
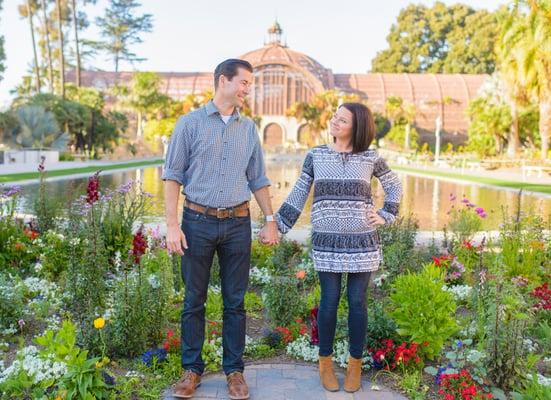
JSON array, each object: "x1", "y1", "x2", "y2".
[{"x1": 276, "y1": 145, "x2": 403, "y2": 273}]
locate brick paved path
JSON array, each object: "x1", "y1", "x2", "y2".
[{"x1": 163, "y1": 363, "x2": 409, "y2": 400}]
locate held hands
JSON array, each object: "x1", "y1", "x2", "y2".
[
  {"x1": 258, "y1": 221, "x2": 280, "y2": 246},
  {"x1": 367, "y1": 208, "x2": 386, "y2": 227},
  {"x1": 166, "y1": 224, "x2": 188, "y2": 255}
]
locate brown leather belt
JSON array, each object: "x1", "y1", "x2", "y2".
[{"x1": 185, "y1": 199, "x2": 250, "y2": 219}]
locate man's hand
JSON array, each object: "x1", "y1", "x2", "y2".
[
  {"x1": 258, "y1": 221, "x2": 279, "y2": 246},
  {"x1": 367, "y1": 208, "x2": 385, "y2": 227},
  {"x1": 166, "y1": 224, "x2": 188, "y2": 255}
]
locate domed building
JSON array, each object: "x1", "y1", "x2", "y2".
[{"x1": 76, "y1": 22, "x2": 488, "y2": 148}]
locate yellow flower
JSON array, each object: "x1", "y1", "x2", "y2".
[{"x1": 93, "y1": 317, "x2": 105, "y2": 329}]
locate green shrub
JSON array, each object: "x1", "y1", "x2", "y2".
[
  {"x1": 499, "y1": 212, "x2": 547, "y2": 283},
  {"x1": 39, "y1": 231, "x2": 72, "y2": 281},
  {"x1": 0, "y1": 273, "x2": 25, "y2": 331},
  {"x1": 365, "y1": 301, "x2": 398, "y2": 350},
  {"x1": 378, "y1": 215, "x2": 419, "y2": 276},
  {"x1": 107, "y1": 250, "x2": 174, "y2": 357},
  {"x1": 263, "y1": 272, "x2": 307, "y2": 327},
  {"x1": 244, "y1": 291, "x2": 263, "y2": 318},
  {"x1": 389, "y1": 264, "x2": 457, "y2": 359}
]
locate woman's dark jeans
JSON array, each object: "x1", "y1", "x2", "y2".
[{"x1": 317, "y1": 271, "x2": 371, "y2": 359}]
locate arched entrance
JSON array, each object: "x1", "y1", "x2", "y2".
[
  {"x1": 263, "y1": 123, "x2": 283, "y2": 147},
  {"x1": 297, "y1": 124, "x2": 313, "y2": 146}
]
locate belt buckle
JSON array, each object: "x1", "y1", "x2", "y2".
[{"x1": 216, "y1": 207, "x2": 227, "y2": 219}]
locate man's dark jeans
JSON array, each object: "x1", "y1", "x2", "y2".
[
  {"x1": 317, "y1": 271, "x2": 371, "y2": 359},
  {"x1": 180, "y1": 207, "x2": 251, "y2": 375}
]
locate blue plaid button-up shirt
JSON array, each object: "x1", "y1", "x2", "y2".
[{"x1": 161, "y1": 100, "x2": 270, "y2": 208}]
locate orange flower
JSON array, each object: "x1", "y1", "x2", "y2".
[
  {"x1": 14, "y1": 242, "x2": 25, "y2": 251},
  {"x1": 295, "y1": 270, "x2": 306, "y2": 279},
  {"x1": 24, "y1": 229, "x2": 39, "y2": 241}
]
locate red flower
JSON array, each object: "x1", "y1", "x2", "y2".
[
  {"x1": 86, "y1": 172, "x2": 101, "y2": 204},
  {"x1": 532, "y1": 283, "x2": 551, "y2": 310},
  {"x1": 462, "y1": 240, "x2": 473, "y2": 250},
  {"x1": 132, "y1": 227, "x2": 147, "y2": 265},
  {"x1": 162, "y1": 329, "x2": 180, "y2": 352},
  {"x1": 310, "y1": 307, "x2": 319, "y2": 345}
]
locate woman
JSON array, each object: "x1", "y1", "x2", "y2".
[{"x1": 276, "y1": 103, "x2": 402, "y2": 393}]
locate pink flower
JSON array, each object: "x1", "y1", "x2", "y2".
[{"x1": 449, "y1": 194, "x2": 457, "y2": 201}]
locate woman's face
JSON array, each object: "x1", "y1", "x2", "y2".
[{"x1": 329, "y1": 106, "x2": 354, "y2": 143}]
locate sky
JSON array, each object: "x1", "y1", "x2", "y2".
[{"x1": 0, "y1": 0, "x2": 507, "y2": 107}]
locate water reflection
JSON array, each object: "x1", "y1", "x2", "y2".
[{"x1": 16, "y1": 161, "x2": 551, "y2": 230}]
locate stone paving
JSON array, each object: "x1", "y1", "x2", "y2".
[{"x1": 163, "y1": 363, "x2": 409, "y2": 400}]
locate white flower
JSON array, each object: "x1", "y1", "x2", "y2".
[
  {"x1": 33, "y1": 262, "x2": 43, "y2": 272},
  {"x1": 443, "y1": 284, "x2": 472, "y2": 302},
  {"x1": 249, "y1": 267, "x2": 271, "y2": 285},
  {"x1": 0, "y1": 345, "x2": 67, "y2": 385},
  {"x1": 125, "y1": 370, "x2": 145, "y2": 378},
  {"x1": 286, "y1": 335, "x2": 319, "y2": 363},
  {"x1": 114, "y1": 251, "x2": 122, "y2": 270},
  {"x1": 147, "y1": 274, "x2": 160, "y2": 289},
  {"x1": 373, "y1": 273, "x2": 389, "y2": 288},
  {"x1": 526, "y1": 373, "x2": 551, "y2": 387}
]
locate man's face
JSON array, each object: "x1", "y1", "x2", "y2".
[{"x1": 219, "y1": 67, "x2": 253, "y2": 107}]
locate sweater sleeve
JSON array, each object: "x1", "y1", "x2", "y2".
[
  {"x1": 373, "y1": 155, "x2": 402, "y2": 224},
  {"x1": 275, "y1": 151, "x2": 314, "y2": 234}
]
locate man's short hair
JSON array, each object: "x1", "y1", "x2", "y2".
[{"x1": 214, "y1": 59, "x2": 253, "y2": 90}]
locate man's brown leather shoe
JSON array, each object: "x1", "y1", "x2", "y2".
[
  {"x1": 226, "y1": 371, "x2": 249, "y2": 400},
  {"x1": 173, "y1": 370, "x2": 201, "y2": 399}
]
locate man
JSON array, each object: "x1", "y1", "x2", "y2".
[{"x1": 163, "y1": 58, "x2": 279, "y2": 400}]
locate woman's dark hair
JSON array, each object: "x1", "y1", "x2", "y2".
[
  {"x1": 214, "y1": 59, "x2": 253, "y2": 90},
  {"x1": 337, "y1": 102, "x2": 375, "y2": 153}
]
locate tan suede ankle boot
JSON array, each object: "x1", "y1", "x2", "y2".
[
  {"x1": 343, "y1": 356, "x2": 362, "y2": 393},
  {"x1": 318, "y1": 355, "x2": 339, "y2": 392}
]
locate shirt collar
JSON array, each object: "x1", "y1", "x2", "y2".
[{"x1": 206, "y1": 100, "x2": 241, "y2": 121}]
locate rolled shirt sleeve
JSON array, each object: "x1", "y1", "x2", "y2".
[
  {"x1": 246, "y1": 126, "x2": 270, "y2": 192},
  {"x1": 161, "y1": 116, "x2": 191, "y2": 186}
]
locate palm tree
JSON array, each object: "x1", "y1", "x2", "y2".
[
  {"x1": 500, "y1": 1, "x2": 551, "y2": 160},
  {"x1": 55, "y1": 0, "x2": 65, "y2": 98},
  {"x1": 385, "y1": 96, "x2": 417, "y2": 150},
  {"x1": 39, "y1": 0, "x2": 54, "y2": 92},
  {"x1": 14, "y1": 105, "x2": 69, "y2": 149},
  {"x1": 19, "y1": 0, "x2": 41, "y2": 93}
]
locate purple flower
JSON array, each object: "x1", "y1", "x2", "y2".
[
  {"x1": 462, "y1": 198, "x2": 470, "y2": 204},
  {"x1": 1, "y1": 185, "x2": 22, "y2": 198},
  {"x1": 435, "y1": 366, "x2": 448, "y2": 385},
  {"x1": 141, "y1": 348, "x2": 167, "y2": 366},
  {"x1": 457, "y1": 340, "x2": 463, "y2": 349},
  {"x1": 116, "y1": 180, "x2": 134, "y2": 194}
]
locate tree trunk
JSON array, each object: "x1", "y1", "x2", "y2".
[
  {"x1": 136, "y1": 111, "x2": 143, "y2": 138},
  {"x1": 405, "y1": 123, "x2": 411, "y2": 150},
  {"x1": 27, "y1": 0, "x2": 41, "y2": 93},
  {"x1": 540, "y1": 100, "x2": 550, "y2": 160},
  {"x1": 40, "y1": 0, "x2": 54, "y2": 92},
  {"x1": 507, "y1": 103, "x2": 521, "y2": 158},
  {"x1": 70, "y1": 0, "x2": 81, "y2": 86},
  {"x1": 55, "y1": 0, "x2": 65, "y2": 98}
]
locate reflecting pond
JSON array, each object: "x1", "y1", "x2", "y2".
[{"x1": 16, "y1": 161, "x2": 551, "y2": 230}]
